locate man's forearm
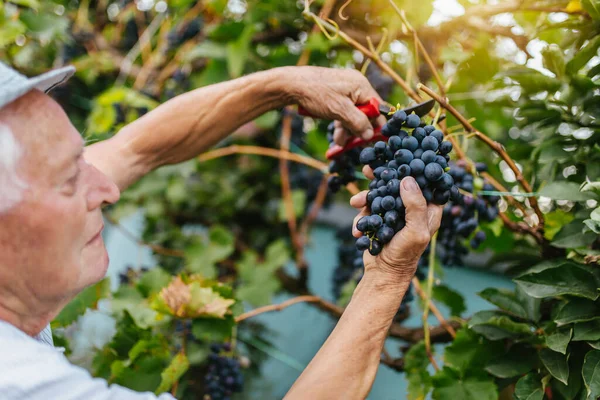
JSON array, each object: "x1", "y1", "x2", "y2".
[
  {"x1": 285, "y1": 270, "x2": 412, "y2": 400},
  {"x1": 85, "y1": 67, "x2": 292, "y2": 190}
]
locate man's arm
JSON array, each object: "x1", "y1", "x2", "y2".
[
  {"x1": 84, "y1": 66, "x2": 384, "y2": 191},
  {"x1": 285, "y1": 176, "x2": 443, "y2": 400}
]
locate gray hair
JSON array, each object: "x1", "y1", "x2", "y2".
[{"x1": 0, "y1": 123, "x2": 28, "y2": 213}]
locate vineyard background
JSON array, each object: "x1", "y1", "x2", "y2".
[{"x1": 1, "y1": 0, "x2": 599, "y2": 399}]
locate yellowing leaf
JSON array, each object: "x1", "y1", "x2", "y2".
[
  {"x1": 157, "y1": 276, "x2": 192, "y2": 318},
  {"x1": 188, "y1": 283, "x2": 235, "y2": 319},
  {"x1": 566, "y1": 0, "x2": 583, "y2": 12}
]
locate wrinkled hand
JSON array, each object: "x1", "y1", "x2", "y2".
[
  {"x1": 284, "y1": 66, "x2": 386, "y2": 144},
  {"x1": 350, "y1": 165, "x2": 443, "y2": 281}
]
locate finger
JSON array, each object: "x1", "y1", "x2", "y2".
[
  {"x1": 362, "y1": 165, "x2": 375, "y2": 180},
  {"x1": 399, "y1": 177, "x2": 430, "y2": 244},
  {"x1": 350, "y1": 190, "x2": 368, "y2": 208},
  {"x1": 333, "y1": 126, "x2": 351, "y2": 146},
  {"x1": 336, "y1": 97, "x2": 374, "y2": 140},
  {"x1": 427, "y1": 204, "x2": 444, "y2": 236},
  {"x1": 373, "y1": 115, "x2": 387, "y2": 129},
  {"x1": 352, "y1": 208, "x2": 370, "y2": 238}
]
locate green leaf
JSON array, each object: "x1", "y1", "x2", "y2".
[
  {"x1": 191, "y1": 316, "x2": 235, "y2": 342},
  {"x1": 566, "y1": 35, "x2": 600, "y2": 75},
  {"x1": 278, "y1": 190, "x2": 306, "y2": 221},
  {"x1": 553, "y1": 346, "x2": 584, "y2": 400},
  {"x1": 552, "y1": 220, "x2": 598, "y2": 249},
  {"x1": 504, "y1": 67, "x2": 562, "y2": 93},
  {"x1": 469, "y1": 312, "x2": 535, "y2": 340},
  {"x1": 405, "y1": 342, "x2": 433, "y2": 400},
  {"x1": 7, "y1": 0, "x2": 40, "y2": 8},
  {"x1": 544, "y1": 210, "x2": 576, "y2": 240},
  {"x1": 432, "y1": 284, "x2": 466, "y2": 317},
  {"x1": 226, "y1": 25, "x2": 255, "y2": 78},
  {"x1": 542, "y1": 44, "x2": 566, "y2": 78},
  {"x1": 540, "y1": 182, "x2": 595, "y2": 201},
  {"x1": 589, "y1": 341, "x2": 600, "y2": 350},
  {"x1": 582, "y1": 0, "x2": 600, "y2": 19},
  {"x1": 540, "y1": 348, "x2": 570, "y2": 385},
  {"x1": 515, "y1": 263, "x2": 600, "y2": 300},
  {"x1": 484, "y1": 348, "x2": 536, "y2": 378},
  {"x1": 555, "y1": 298, "x2": 600, "y2": 325},
  {"x1": 137, "y1": 268, "x2": 172, "y2": 297},
  {"x1": 582, "y1": 350, "x2": 600, "y2": 400},
  {"x1": 478, "y1": 288, "x2": 528, "y2": 319},
  {"x1": 444, "y1": 328, "x2": 503, "y2": 373},
  {"x1": 185, "y1": 41, "x2": 228, "y2": 61},
  {"x1": 514, "y1": 373, "x2": 544, "y2": 400},
  {"x1": 517, "y1": 285, "x2": 542, "y2": 323},
  {"x1": 432, "y1": 367, "x2": 498, "y2": 400},
  {"x1": 155, "y1": 352, "x2": 189, "y2": 395},
  {"x1": 53, "y1": 279, "x2": 110, "y2": 327},
  {"x1": 573, "y1": 320, "x2": 600, "y2": 341},
  {"x1": 187, "y1": 341, "x2": 210, "y2": 365},
  {"x1": 546, "y1": 327, "x2": 573, "y2": 354}
]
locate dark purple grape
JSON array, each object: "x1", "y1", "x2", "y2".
[
  {"x1": 409, "y1": 159, "x2": 426, "y2": 175},
  {"x1": 388, "y1": 136, "x2": 402, "y2": 151},
  {"x1": 439, "y1": 141, "x2": 453, "y2": 155},
  {"x1": 425, "y1": 163, "x2": 444, "y2": 182},
  {"x1": 357, "y1": 216, "x2": 369, "y2": 233},
  {"x1": 395, "y1": 149, "x2": 414, "y2": 164},
  {"x1": 421, "y1": 150, "x2": 437, "y2": 164},
  {"x1": 376, "y1": 225, "x2": 395, "y2": 244},
  {"x1": 421, "y1": 136, "x2": 439, "y2": 152},
  {"x1": 398, "y1": 164, "x2": 412, "y2": 179},
  {"x1": 369, "y1": 239, "x2": 383, "y2": 255},
  {"x1": 371, "y1": 197, "x2": 383, "y2": 214},
  {"x1": 356, "y1": 236, "x2": 371, "y2": 251},
  {"x1": 430, "y1": 130, "x2": 444, "y2": 143},
  {"x1": 382, "y1": 196, "x2": 396, "y2": 211},
  {"x1": 368, "y1": 214, "x2": 383, "y2": 230},
  {"x1": 402, "y1": 136, "x2": 419, "y2": 152},
  {"x1": 360, "y1": 147, "x2": 377, "y2": 164},
  {"x1": 387, "y1": 179, "x2": 400, "y2": 196},
  {"x1": 406, "y1": 114, "x2": 421, "y2": 128}
]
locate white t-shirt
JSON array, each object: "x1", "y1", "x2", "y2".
[{"x1": 0, "y1": 320, "x2": 177, "y2": 400}]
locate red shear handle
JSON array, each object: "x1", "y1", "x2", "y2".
[
  {"x1": 325, "y1": 130, "x2": 385, "y2": 160},
  {"x1": 298, "y1": 97, "x2": 381, "y2": 119}
]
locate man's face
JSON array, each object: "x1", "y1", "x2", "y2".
[{"x1": 0, "y1": 91, "x2": 120, "y2": 308}]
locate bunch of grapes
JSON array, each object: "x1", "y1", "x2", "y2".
[
  {"x1": 204, "y1": 343, "x2": 244, "y2": 400},
  {"x1": 437, "y1": 161, "x2": 500, "y2": 266},
  {"x1": 326, "y1": 122, "x2": 362, "y2": 193},
  {"x1": 355, "y1": 111, "x2": 458, "y2": 255}
]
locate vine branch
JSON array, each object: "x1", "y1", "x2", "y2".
[{"x1": 235, "y1": 295, "x2": 322, "y2": 322}]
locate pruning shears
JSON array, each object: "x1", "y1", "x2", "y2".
[{"x1": 298, "y1": 98, "x2": 436, "y2": 160}]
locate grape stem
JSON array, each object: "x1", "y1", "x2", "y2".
[{"x1": 422, "y1": 232, "x2": 440, "y2": 371}]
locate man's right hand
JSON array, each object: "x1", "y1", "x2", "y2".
[
  {"x1": 349, "y1": 165, "x2": 443, "y2": 285},
  {"x1": 278, "y1": 66, "x2": 386, "y2": 145}
]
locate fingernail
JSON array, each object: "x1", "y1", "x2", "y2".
[
  {"x1": 402, "y1": 177, "x2": 418, "y2": 192},
  {"x1": 364, "y1": 129, "x2": 374, "y2": 140}
]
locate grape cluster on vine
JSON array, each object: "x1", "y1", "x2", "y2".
[
  {"x1": 437, "y1": 160, "x2": 500, "y2": 266},
  {"x1": 356, "y1": 112, "x2": 457, "y2": 255},
  {"x1": 204, "y1": 343, "x2": 244, "y2": 400}
]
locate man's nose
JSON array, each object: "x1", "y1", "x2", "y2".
[{"x1": 85, "y1": 163, "x2": 121, "y2": 210}]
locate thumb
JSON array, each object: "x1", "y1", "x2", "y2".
[
  {"x1": 399, "y1": 177, "x2": 430, "y2": 241},
  {"x1": 337, "y1": 97, "x2": 374, "y2": 140}
]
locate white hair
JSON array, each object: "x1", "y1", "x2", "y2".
[{"x1": 0, "y1": 123, "x2": 28, "y2": 213}]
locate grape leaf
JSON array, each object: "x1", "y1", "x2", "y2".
[
  {"x1": 515, "y1": 263, "x2": 600, "y2": 300},
  {"x1": 478, "y1": 288, "x2": 528, "y2": 319},
  {"x1": 582, "y1": 350, "x2": 600, "y2": 400},
  {"x1": 514, "y1": 373, "x2": 544, "y2": 400},
  {"x1": 540, "y1": 348, "x2": 570, "y2": 385},
  {"x1": 546, "y1": 327, "x2": 573, "y2": 354},
  {"x1": 582, "y1": 0, "x2": 600, "y2": 19},
  {"x1": 432, "y1": 367, "x2": 497, "y2": 400},
  {"x1": 155, "y1": 352, "x2": 189, "y2": 395}
]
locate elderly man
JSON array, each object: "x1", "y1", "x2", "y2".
[{"x1": 0, "y1": 62, "x2": 441, "y2": 399}]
